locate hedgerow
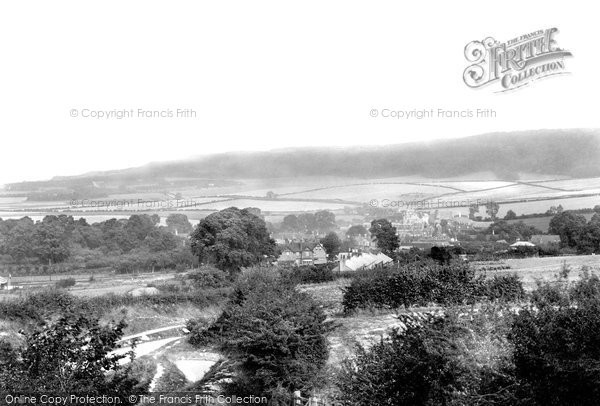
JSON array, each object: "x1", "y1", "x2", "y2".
[{"x1": 342, "y1": 262, "x2": 524, "y2": 313}]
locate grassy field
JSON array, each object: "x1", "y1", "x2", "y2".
[
  {"x1": 478, "y1": 254, "x2": 600, "y2": 290},
  {"x1": 3, "y1": 176, "x2": 600, "y2": 219},
  {"x1": 507, "y1": 212, "x2": 597, "y2": 232},
  {"x1": 0, "y1": 270, "x2": 182, "y2": 302}
]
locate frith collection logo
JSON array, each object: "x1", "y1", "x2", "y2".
[{"x1": 463, "y1": 28, "x2": 572, "y2": 92}]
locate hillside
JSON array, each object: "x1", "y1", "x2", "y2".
[{"x1": 6, "y1": 129, "x2": 600, "y2": 193}]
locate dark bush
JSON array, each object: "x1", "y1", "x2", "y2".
[
  {"x1": 480, "y1": 274, "x2": 525, "y2": 302},
  {"x1": 188, "y1": 267, "x2": 329, "y2": 400},
  {"x1": 342, "y1": 262, "x2": 481, "y2": 313},
  {"x1": 509, "y1": 273, "x2": 600, "y2": 405},
  {"x1": 336, "y1": 316, "x2": 471, "y2": 405},
  {"x1": 280, "y1": 264, "x2": 336, "y2": 284},
  {"x1": 187, "y1": 266, "x2": 231, "y2": 288},
  {"x1": 55, "y1": 277, "x2": 76, "y2": 289}
]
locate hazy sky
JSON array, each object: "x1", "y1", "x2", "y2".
[{"x1": 1, "y1": 1, "x2": 598, "y2": 186}]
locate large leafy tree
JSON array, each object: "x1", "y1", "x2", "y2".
[
  {"x1": 281, "y1": 214, "x2": 300, "y2": 232},
  {"x1": 320, "y1": 232, "x2": 341, "y2": 260},
  {"x1": 346, "y1": 224, "x2": 368, "y2": 237},
  {"x1": 578, "y1": 214, "x2": 600, "y2": 254},
  {"x1": 166, "y1": 213, "x2": 193, "y2": 235},
  {"x1": 549, "y1": 211, "x2": 587, "y2": 248},
  {"x1": 369, "y1": 219, "x2": 399, "y2": 256},
  {"x1": 314, "y1": 210, "x2": 336, "y2": 233},
  {"x1": 125, "y1": 214, "x2": 157, "y2": 241},
  {"x1": 32, "y1": 221, "x2": 70, "y2": 265},
  {"x1": 0, "y1": 217, "x2": 35, "y2": 261},
  {"x1": 190, "y1": 207, "x2": 275, "y2": 272}
]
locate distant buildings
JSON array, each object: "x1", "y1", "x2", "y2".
[
  {"x1": 510, "y1": 241, "x2": 536, "y2": 248},
  {"x1": 277, "y1": 242, "x2": 327, "y2": 266},
  {"x1": 530, "y1": 234, "x2": 561, "y2": 249}
]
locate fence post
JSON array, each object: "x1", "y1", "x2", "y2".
[{"x1": 292, "y1": 391, "x2": 302, "y2": 406}]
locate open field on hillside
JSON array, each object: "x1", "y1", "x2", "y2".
[
  {"x1": 480, "y1": 255, "x2": 600, "y2": 290},
  {"x1": 1, "y1": 176, "x2": 599, "y2": 219},
  {"x1": 507, "y1": 212, "x2": 597, "y2": 232}
]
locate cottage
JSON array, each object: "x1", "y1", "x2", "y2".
[{"x1": 277, "y1": 242, "x2": 327, "y2": 266}]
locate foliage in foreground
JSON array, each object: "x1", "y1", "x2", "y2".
[
  {"x1": 188, "y1": 267, "x2": 330, "y2": 402},
  {"x1": 511, "y1": 271, "x2": 600, "y2": 405},
  {"x1": 337, "y1": 269, "x2": 600, "y2": 406},
  {"x1": 335, "y1": 308, "x2": 516, "y2": 406},
  {"x1": 0, "y1": 313, "x2": 145, "y2": 397}
]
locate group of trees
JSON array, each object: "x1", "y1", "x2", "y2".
[
  {"x1": 549, "y1": 210, "x2": 600, "y2": 253},
  {"x1": 279, "y1": 211, "x2": 337, "y2": 234},
  {"x1": 0, "y1": 213, "x2": 195, "y2": 272},
  {"x1": 484, "y1": 220, "x2": 543, "y2": 243}
]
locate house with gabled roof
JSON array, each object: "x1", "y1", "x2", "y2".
[{"x1": 277, "y1": 242, "x2": 327, "y2": 266}]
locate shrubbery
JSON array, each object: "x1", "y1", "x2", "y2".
[
  {"x1": 279, "y1": 264, "x2": 336, "y2": 284},
  {"x1": 0, "y1": 287, "x2": 230, "y2": 323},
  {"x1": 0, "y1": 313, "x2": 146, "y2": 397},
  {"x1": 188, "y1": 267, "x2": 329, "y2": 401},
  {"x1": 55, "y1": 277, "x2": 76, "y2": 289},
  {"x1": 478, "y1": 274, "x2": 525, "y2": 302},
  {"x1": 336, "y1": 308, "x2": 517, "y2": 406},
  {"x1": 337, "y1": 268, "x2": 600, "y2": 406},
  {"x1": 186, "y1": 266, "x2": 232, "y2": 288},
  {"x1": 510, "y1": 272, "x2": 600, "y2": 405},
  {"x1": 342, "y1": 262, "x2": 525, "y2": 313}
]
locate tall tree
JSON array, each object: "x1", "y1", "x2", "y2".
[
  {"x1": 485, "y1": 201, "x2": 500, "y2": 220},
  {"x1": 314, "y1": 210, "x2": 336, "y2": 233},
  {"x1": 320, "y1": 232, "x2": 342, "y2": 260},
  {"x1": 166, "y1": 213, "x2": 193, "y2": 235},
  {"x1": 369, "y1": 219, "x2": 399, "y2": 256},
  {"x1": 32, "y1": 221, "x2": 70, "y2": 265},
  {"x1": 346, "y1": 224, "x2": 368, "y2": 238},
  {"x1": 549, "y1": 211, "x2": 587, "y2": 248},
  {"x1": 190, "y1": 207, "x2": 276, "y2": 272},
  {"x1": 281, "y1": 214, "x2": 300, "y2": 232}
]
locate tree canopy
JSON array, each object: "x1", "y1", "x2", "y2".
[{"x1": 190, "y1": 207, "x2": 276, "y2": 272}]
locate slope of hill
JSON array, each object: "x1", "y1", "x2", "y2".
[{"x1": 6, "y1": 129, "x2": 600, "y2": 193}]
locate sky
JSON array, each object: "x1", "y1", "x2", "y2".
[{"x1": 0, "y1": 0, "x2": 598, "y2": 186}]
